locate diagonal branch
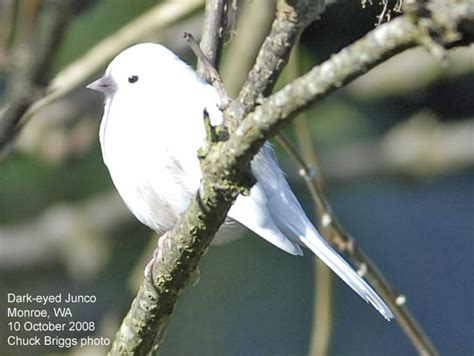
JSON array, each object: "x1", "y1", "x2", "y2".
[
  {"x1": 225, "y1": 0, "x2": 327, "y2": 125},
  {"x1": 109, "y1": 1, "x2": 473, "y2": 354}
]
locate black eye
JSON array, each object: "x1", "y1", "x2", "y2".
[{"x1": 128, "y1": 75, "x2": 139, "y2": 84}]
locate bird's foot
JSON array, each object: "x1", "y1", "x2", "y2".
[
  {"x1": 191, "y1": 267, "x2": 201, "y2": 287},
  {"x1": 144, "y1": 231, "x2": 169, "y2": 281}
]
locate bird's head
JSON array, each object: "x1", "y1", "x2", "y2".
[{"x1": 86, "y1": 43, "x2": 180, "y2": 98}]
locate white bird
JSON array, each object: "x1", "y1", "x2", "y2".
[{"x1": 87, "y1": 43, "x2": 393, "y2": 320}]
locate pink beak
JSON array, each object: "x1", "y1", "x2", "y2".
[{"x1": 86, "y1": 75, "x2": 115, "y2": 93}]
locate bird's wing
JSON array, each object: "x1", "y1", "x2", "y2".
[
  {"x1": 228, "y1": 184, "x2": 303, "y2": 255},
  {"x1": 226, "y1": 144, "x2": 308, "y2": 256}
]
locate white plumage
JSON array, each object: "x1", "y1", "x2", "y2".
[{"x1": 87, "y1": 43, "x2": 393, "y2": 320}]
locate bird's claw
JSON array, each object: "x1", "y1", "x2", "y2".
[{"x1": 144, "y1": 232, "x2": 168, "y2": 281}]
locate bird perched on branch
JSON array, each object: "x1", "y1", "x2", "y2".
[{"x1": 87, "y1": 43, "x2": 393, "y2": 320}]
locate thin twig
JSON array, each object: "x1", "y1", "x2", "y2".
[
  {"x1": 184, "y1": 32, "x2": 230, "y2": 107},
  {"x1": 197, "y1": 0, "x2": 229, "y2": 76}
]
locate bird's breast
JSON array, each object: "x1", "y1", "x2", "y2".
[{"x1": 99, "y1": 97, "x2": 206, "y2": 232}]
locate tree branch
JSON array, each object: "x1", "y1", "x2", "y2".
[
  {"x1": 0, "y1": 0, "x2": 74, "y2": 154},
  {"x1": 184, "y1": 32, "x2": 230, "y2": 107},
  {"x1": 109, "y1": 1, "x2": 473, "y2": 354},
  {"x1": 220, "y1": 0, "x2": 276, "y2": 97},
  {"x1": 197, "y1": 0, "x2": 229, "y2": 76},
  {"x1": 225, "y1": 0, "x2": 327, "y2": 125}
]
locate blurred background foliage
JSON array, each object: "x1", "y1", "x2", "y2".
[{"x1": 0, "y1": 1, "x2": 473, "y2": 355}]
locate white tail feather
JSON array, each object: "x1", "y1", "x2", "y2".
[{"x1": 300, "y1": 228, "x2": 394, "y2": 320}]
